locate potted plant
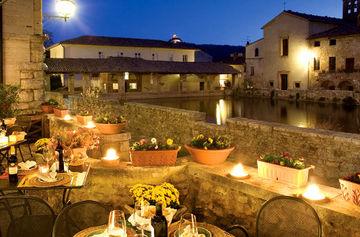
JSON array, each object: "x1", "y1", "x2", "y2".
[
  {"x1": 339, "y1": 173, "x2": 360, "y2": 206},
  {"x1": 185, "y1": 134, "x2": 234, "y2": 165},
  {"x1": 95, "y1": 111, "x2": 126, "y2": 135},
  {"x1": 258, "y1": 152, "x2": 314, "y2": 187},
  {"x1": 53, "y1": 127, "x2": 99, "y2": 171},
  {"x1": 128, "y1": 183, "x2": 185, "y2": 225},
  {"x1": 130, "y1": 138, "x2": 180, "y2": 167},
  {"x1": 53, "y1": 102, "x2": 69, "y2": 118},
  {"x1": 41, "y1": 99, "x2": 58, "y2": 114},
  {"x1": 0, "y1": 84, "x2": 19, "y2": 126},
  {"x1": 75, "y1": 88, "x2": 100, "y2": 125}
]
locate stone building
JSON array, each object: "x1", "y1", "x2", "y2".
[
  {"x1": 46, "y1": 35, "x2": 244, "y2": 98},
  {"x1": 246, "y1": 0, "x2": 360, "y2": 92},
  {"x1": 2, "y1": 0, "x2": 44, "y2": 113}
]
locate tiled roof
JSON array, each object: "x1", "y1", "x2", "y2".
[
  {"x1": 308, "y1": 24, "x2": 360, "y2": 39},
  {"x1": 285, "y1": 10, "x2": 343, "y2": 25},
  {"x1": 57, "y1": 35, "x2": 198, "y2": 50},
  {"x1": 44, "y1": 57, "x2": 239, "y2": 74}
]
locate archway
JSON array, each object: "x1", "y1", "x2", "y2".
[
  {"x1": 320, "y1": 80, "x2": 336, "y2": 90},
  {"x1": 338, "y1": 80, "x2": 354, "y2": 91}
]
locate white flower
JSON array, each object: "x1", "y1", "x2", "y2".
[
  {"x1": 155, "y1": 145, "x2": 159, "y2": 150},
  {"x1": 151, "y1": 138, "x2": 157, "y2": 144}
]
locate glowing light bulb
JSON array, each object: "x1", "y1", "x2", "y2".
[{"x1": 85, "y1": 121, "x2": 96, "y2": 129}]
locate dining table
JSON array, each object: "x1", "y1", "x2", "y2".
[
  {"x1": 73, "y1": 221, "x2": 234, "y2": 237},
  {"x1": 0, "y1": 162, "x2": 91, "y2": 207}
]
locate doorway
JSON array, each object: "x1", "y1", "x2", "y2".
[{"x1": 280, "y1": 74, "x2": 288, "y2": 90}]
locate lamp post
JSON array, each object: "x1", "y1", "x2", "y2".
[{"x1": 44, "y1": 0, "x2": 76, "y2": 22}]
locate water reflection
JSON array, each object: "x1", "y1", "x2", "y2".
[{"x1": 138, "y1": 97, "x2": 360, "y2": 134}]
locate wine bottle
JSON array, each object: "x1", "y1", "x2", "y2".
[
  {"x1": 8, "y1": 146, "x2": 18, "y2": 184},
  {"x1": 0, "y1": 120, "x2": 7, "y2": 133},
  {"x1": 151, "y1": 203, "x2": 168, "y2": 237},
  {"x1": 56, "y1": 139, "x2": 65, "y2": 173}
]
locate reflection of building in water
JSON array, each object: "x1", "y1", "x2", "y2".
[{"x1": 216, "y1": 99, "x2": 232, "y2": 125}]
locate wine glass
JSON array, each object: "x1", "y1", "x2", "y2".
[
  {"x1": 178, "y1": 213, "x2": 198, "y2": 237},
  {"x1": 107, "y1": 210, "x2": 127, "y2": 237}
]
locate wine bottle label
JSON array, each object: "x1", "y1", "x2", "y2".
[{"x1": 9, "y1": 164, "x2": 18, "y2": 175}]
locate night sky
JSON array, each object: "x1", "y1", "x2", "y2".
[{"x1": 44, "y1": 0, "x2": 342, "y2": 46}]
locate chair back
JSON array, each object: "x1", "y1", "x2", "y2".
[
  {"x1": 0, "y1": 195, "x2": 56, "y2": 237},
  {"x1": 52, "y1": 200, "x2": 111, "y2": 237},
  {"x1": 256, "y1": 196, "x2": 322, "y2": 237}
]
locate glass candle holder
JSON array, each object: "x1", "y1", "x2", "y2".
[{"x1": 108, "y1": 210, "x2": 127, "y2": 237}]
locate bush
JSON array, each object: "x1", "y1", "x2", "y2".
[{"x1": 0, "y1": 85, "x2": 19, "y2": 119}]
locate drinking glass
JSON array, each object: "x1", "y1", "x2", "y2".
[
  {"x1": 108, "y1": 210, "x2": 127, "y2": 237},
  {"x1": 178, "y1": 213, "x2": 198, "y2": 237}
]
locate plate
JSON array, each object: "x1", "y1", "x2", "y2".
[
  {"x1": 28, "y1": 173, "x2": 71, "y2": 187},
  {"x1": 174, "y1": 227, "x2": 212, "y2": 237}
]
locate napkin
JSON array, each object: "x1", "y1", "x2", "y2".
[
  {"x1": 18, "y1": 161, "x2": 37, "y2": 170},
  {"x1": 179, "y1": 225, "x2": 205, "y2": 237},
  {"x1": 128, "y1": 206, "x2": 177, "y2": 232},
  {"x1": 37, "y1": 172, "x2": 57, "y2": 182}
]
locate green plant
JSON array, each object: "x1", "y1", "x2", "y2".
[
  {"x1": 95, "y1": 111, "x2": 126, "y2": 124},
  {"x1": 0, "y1": 84, "x2": 20, "y2": 119},
  {"x1": 54, "y1": 101, "x2": 68, "y2": 110},
  {"x1": 190, "y1": 134, "x2": 231, "y2": 150},
  {"x1": 131, "y1": 137, "x2": 179, "y2": 151},
  {"x1": 42, "y1": 99, "x2": 59, "y2": 106},
  {"x1": 260, "y1": 152, "x2": 306, "y2": 170},
  {"x1": 76, "y1": 87, "x2": 101, "y2": 116}
]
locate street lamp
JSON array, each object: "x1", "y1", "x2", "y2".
[{"x1": 45, "y1": 0, "x2": 76, "y2": 22}]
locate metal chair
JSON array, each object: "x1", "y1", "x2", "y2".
[
  {"x1": 52, "y1": 200, "x2": 111, "y2": 237},
  {"x1": 226, "y1": 225, "x2": 249, "y2": 237},
  {"x1": 256, "y1": 196, "x2": 322, "y2": 237},
  {"x1": 0, "y1": 195, "x2": 56, "y2": 237}
]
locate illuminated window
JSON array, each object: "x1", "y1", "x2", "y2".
[
  {"x1": 219, "y1": 74, "x2": 227, "y2": 88},
  {"x1": 124, "y1": 72, "x2": 129, "y2": 80},
  {"x1": 112, "y1": 83, "x2": 119, "y2": 92},
  {"x1": 129, "y1": 83, "x2": 137, "y2": 90}
]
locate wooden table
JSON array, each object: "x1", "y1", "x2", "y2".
[
  {"x1": 74, "y1": 222, "x2": 233, "y2": 237},
  {"x1": 0, "y1": 163, "x2": 91, "y2": 207}
]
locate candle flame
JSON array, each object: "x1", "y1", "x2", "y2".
[
  {"x1": 64, "y1": 115, "x2": 72, "y2": 121},
  {"x1": 230, "y1": 163, "x2": 248, "y2": 178},
  {"x1": 104, "y1": 148, "x2": 119, "y2": 161},
  {"x1": 85, "y1": 121, "x2": 96, "y2": 129},
  {"x1": 303, "y1": 184, "x2": 325, "y2": 201}
]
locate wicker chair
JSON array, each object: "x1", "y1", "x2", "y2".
[
  {"x1": 0, "y1": 195, "x2": 56, "y2": 237},
  {"x1": 256, "y1": 196, "x2": 322, "y2": 237},
  {"x1": 52, "y1": 200, "x2": 111, "y2": 237}
]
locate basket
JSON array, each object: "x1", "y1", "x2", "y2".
[{"x1": 130, "y1": 148, "x2": 180, "y2": 167}]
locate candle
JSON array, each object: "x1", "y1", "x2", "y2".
[
  {"x1": 102, "y1": 148, "x2": 120, "y2": 166},
  {"x1": 229, "y1": 163, "x2": 250, "y2": 179},
  {"x1": 302, "y1": 184, "x2": 326, "y2": 201},
  {"x1": 108, "y1": 228, "x2": 126, "y2": 237},
  {"x1": 63, "y1": 115, "x2": 72, "y2": 121},
  {"x1": 85, "y1": 121, "x2": 96, "y2": 129},
  {"x1": 38, "y1": 164, "x2": 49, "y2": 174}
]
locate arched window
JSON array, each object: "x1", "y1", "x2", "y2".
[{"x1": 255, "y1": 48, "x2": 259, "y2": 57}]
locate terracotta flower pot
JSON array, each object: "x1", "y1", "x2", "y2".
[
  {"x1": 4, "y1": 117, "x2": 16, "y2": 127},
  {"x1": 53, "y1": 108, "x2": 69, "y2": 118},
  {"x1": 69, "y1": 159, "x2": 86, "y2": 172},
  {"x1": 130, "y1": 148, "x2": 180, "y2": 167},
  {"x1": 76, "y1": 115, "x2": 93, "y2": 125},
  {"x1": 95, "y1": 122, "x2": 126, "y2": 135},
  {"x1": 339, "y1": 178, "x2": 360, "y2": 206},
  {"x1": 184, "y1": 144, "x2": 234, "y2": 165},
  {"x1": 257, "y1": 160, "x2": 313, "y2": 187},
  {"x1": 41, "y1": 105, "x2": 54, "y2": 114}
]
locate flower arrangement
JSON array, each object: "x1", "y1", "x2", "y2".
[
  {"x1": 52, "y1": 127, "x2": 100, "y2": 151},
  {"x1": 95, "y1": 112, "x2": 126, "y2": 124},
  {"x1": 260, "y1": 152, "x2": 306, "y2": 170},
  {"x1": 34, "y1": 138, "x2": 57, "y2": 164},
  {"x1": 131, "y1": 137, "x2": 179, "y2": 151},
  {"x1": 130, "y1": 182, "x2": 180, "y2": 209},
  {"x1": 190, "y1": 134, "x2": 231, "y2": 150}
]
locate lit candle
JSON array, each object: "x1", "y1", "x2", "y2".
[
  {"x1": 102, "y1": 148, "x2": 120, "y2": 166},
  {"x1": 229, "y1": 163, "x2": 250, "y2": 179},
  {"x1": 302, "y1": 184, "x2": 326, "y2": 201},
  {"x1": 85, "y1": 121, "x2": 96, "y2": 129},
  {"x1": 63, "y1": 114, "x2": 72, "y2": 121},
  {"x1": 38, "y1": 164, "x2": 49, "y2": 174}
]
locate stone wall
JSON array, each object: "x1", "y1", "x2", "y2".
[
  {"x1": 3, "y1": 0, "x2": 44, "y2": 114},
  {"x1": 124, "y1": 102, "x2": 360, "y2": 186}
]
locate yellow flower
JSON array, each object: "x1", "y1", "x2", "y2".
[
  {"x1": 166, "y1": 138, "x2": 173, "y2": 146},
  {"x1": 208, "y1": 138, "x2": 213, "y2": 144}
]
